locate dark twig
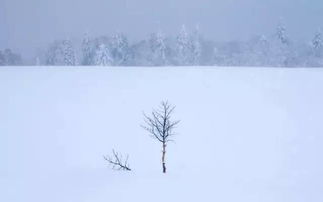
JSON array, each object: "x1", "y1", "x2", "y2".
[{"x1": 103, "y1": 150, "x2": 131, "y2": 171}]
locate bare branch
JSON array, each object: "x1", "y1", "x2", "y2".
[
  {"x1": 103, "y1": 150, "x2": 131, "y2": 171},
  {"x1": 142, "y1": 101, "x2": 180, "y2": 143}
]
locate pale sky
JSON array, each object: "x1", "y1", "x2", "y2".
[{"x1": 1, "y1": 0, "x2": 323, "y2": 58}]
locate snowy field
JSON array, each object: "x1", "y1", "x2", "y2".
[{"x1": 1, "y1": 66, "x2": 323, "y2": 202}]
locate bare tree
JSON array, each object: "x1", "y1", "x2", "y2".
[
  {"x1": 103, "y1": 150, "x2": 131, "y2": 171},
  {"x1": 142, "y1": 101, "x2": 180, "y2": 173}
]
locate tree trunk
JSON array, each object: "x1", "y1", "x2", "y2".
[{"x1": 162, "y1": 143, "x2": 166, "y2": 173}]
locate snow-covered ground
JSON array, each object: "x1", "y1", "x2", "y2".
[{"x1": 1, "y1": 66, "x2": 323, "y2": 202}]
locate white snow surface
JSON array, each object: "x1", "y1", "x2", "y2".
[{"x1": 1, "y1": 66, "x2": 323, "y2": 202}]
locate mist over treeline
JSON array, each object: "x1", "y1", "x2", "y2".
[{"x1": 1, "y1": 23, "x2": 323, "y2": 67}]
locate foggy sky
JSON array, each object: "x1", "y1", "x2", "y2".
[{"x1": 1, "y1": 0, "x2": 323, "y2": 59}]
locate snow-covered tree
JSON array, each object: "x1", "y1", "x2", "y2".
[
  {"x1": 94, "y1": 44, "x2": 113, "y2": 66},
  {"x1": 112, "y1": 33, "x2": 129, "y2": 65},
  {"x1": 61, "y1": 40, "x2": 76, "y2": 66},
  {"x1": 249, "y1": 35, "x2": 270, "y2": 66},
  {"x1": 191, "y1": 25, "x2": 202, "y2": 65},
  {"x1": 176, "y1": 25, "x2": 192, "y2": 65},
  {"x1": 45, "y1": 40, "x2": 75, "y2": 65},
  {"x1": 312, "y1": 30, "x2": 323, "y2": 57},
  {"x1": 272, "y1": 21, "x2": 292, "y2": 66},
  {"x1": 0, "y1": 49, "x2": 22, "y2": 65},
  {"x1": 45, "y1": 41, "x2": 61, "y2": 65},
  {"x1": 149, "y1": 31, "x2": 167, "y2": 65},
  {"x1": 276, "y1": 22, "x2": 289, "y2": 45},
  {"x1": 304, "y1": 29, "x2": 323, "y2": 66},
  {"x1": 258, "y1": 35, "x2": 269, "y2": 53},
  {"x1": 0, "y1": 51, "x2": 4, "y2": 65},
  {"x1": 81, "y1": 34, "x2": 94, "y2": 65}
]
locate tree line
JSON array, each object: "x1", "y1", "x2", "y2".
[
  {"x1": 0, "y1": 49, "x2": 22, "y2": 66},
  {"x1": 2, "y1": 22, "x2": 323, "y2": 67}
]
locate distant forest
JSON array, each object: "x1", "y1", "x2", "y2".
[{"x1": 2, "y1": 23, "x2": 323, "y2": 67}]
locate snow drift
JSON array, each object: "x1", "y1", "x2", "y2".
[{"x1": 1, "y1": 66, "x2": 322, "y2": 202}]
